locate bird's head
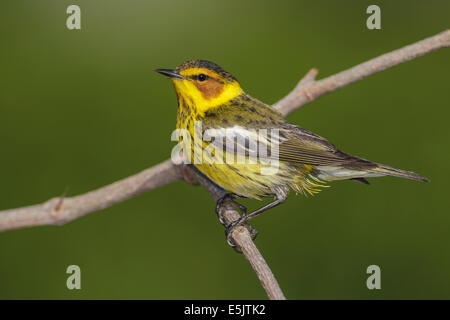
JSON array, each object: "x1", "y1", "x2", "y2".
[{"x1": 156, "y1": 60, "x2": 243, "y2": 113}]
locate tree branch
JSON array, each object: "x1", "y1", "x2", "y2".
[
  {"x1": 185, "y1": 166, "x2": 286, "y2": 299},
  {"x1": 274, "y1": 29, "x2": 450, "y2": 116},
  {"x1": 0, "y1": 29, "x2": 448, "y2": 300},
  {"x1": 0, "y1": 159, "x2": 182, "y2": 232}
]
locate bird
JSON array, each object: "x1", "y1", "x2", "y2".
[{"x1": 156, "y1": 60, "x2": 429, "y2": 245}]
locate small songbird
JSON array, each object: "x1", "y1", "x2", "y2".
[{"x1": 156, "y1": 60, "x2": 428, "y2": 244}]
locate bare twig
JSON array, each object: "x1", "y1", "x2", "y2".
[
  {"x1": 0, "y1": 30, "x2": 448, "y2": 300},
  {"x1": 274, "y1": 29, "x2": 450, "y2": 116},
  {"x1": 220, "y1": 202, "x2": 286, "y2": 300},
  {"x1": 0, "y1": 160, "x2": 182, "y2": 232}
]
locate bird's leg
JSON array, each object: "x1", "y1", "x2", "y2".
[
  {"x1": 225, "y1": 186, "x2": 289, "y2": 247},
  {"x1": 225, "y1": 199, "x2": 282, "y2": 247}
]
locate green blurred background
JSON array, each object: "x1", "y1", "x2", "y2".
[{"x1": 0, "y1": 0, "x2": 449, "y2": 299}]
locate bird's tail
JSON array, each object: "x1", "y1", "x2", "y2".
[{"x1": 368, "y1": 163, "x2": 430, "y2": 182}]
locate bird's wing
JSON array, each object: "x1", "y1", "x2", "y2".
[
  {"x1": 199, "y1": 98, "x2": 285, "y2": 163},
  {"x1": 200, "y1": 96, "x2": 369, "y2": 168},
  {"x1": 277, "y1": 125, "x2": 358, "y2": 166}
]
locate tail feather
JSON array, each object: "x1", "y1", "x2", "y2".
[
  {"x1": 350, "y1": 177, "x2": 370, "y2": 185},
  {"x1": 370, "y1": 164, "x2": 430, "y2": 182}
]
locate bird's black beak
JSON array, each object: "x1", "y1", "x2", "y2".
[{"x1": 155, "y1": 68, "x2": 183, "y2": 79}]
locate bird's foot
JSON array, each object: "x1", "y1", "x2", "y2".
[
  {"x1": 215, "y1": 193, "x2": 247, "y2": 225},
  {"x1": 225, "y1": 216, "x2": 258, "y2": 252},
  {"x1": 215, "y1": 194, "x2": 257, "y2": 252}
]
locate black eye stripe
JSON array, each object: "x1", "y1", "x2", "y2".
[{"x1": 189, "y1": 74, "x2": 209, "y2": 81}]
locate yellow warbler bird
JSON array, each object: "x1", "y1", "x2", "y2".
[{"x1": 156, "y1": 60, "x2": 428, "y2": 244}]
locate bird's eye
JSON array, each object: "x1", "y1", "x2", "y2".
[{"x1": 198, "y1": 74, "x2": 207, "y2": 82}]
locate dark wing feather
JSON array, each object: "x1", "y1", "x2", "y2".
[{"x1": 277, "y1": 124, "x2": 365, "y2": 167}]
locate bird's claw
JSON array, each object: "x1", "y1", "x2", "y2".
[
  {"x1": 225, "y1": 215, "x2": 258, "y2": 252},
  {"x1": 215, "y1": 194, "x2": 247, "y2": 226},
  {"x1": 216, "y1": 194, "x2": 257, "y2": 252}
]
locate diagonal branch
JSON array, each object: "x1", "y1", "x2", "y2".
[
  {"x1": 0, "y1": 29, "x2": 448, "y2": 300},
  {"x1": 186, "y1": 166, "x2": 286, "y2": 299},
  {"x1": 274, "y1": 29, "x2": 450, "y2": 116}
]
